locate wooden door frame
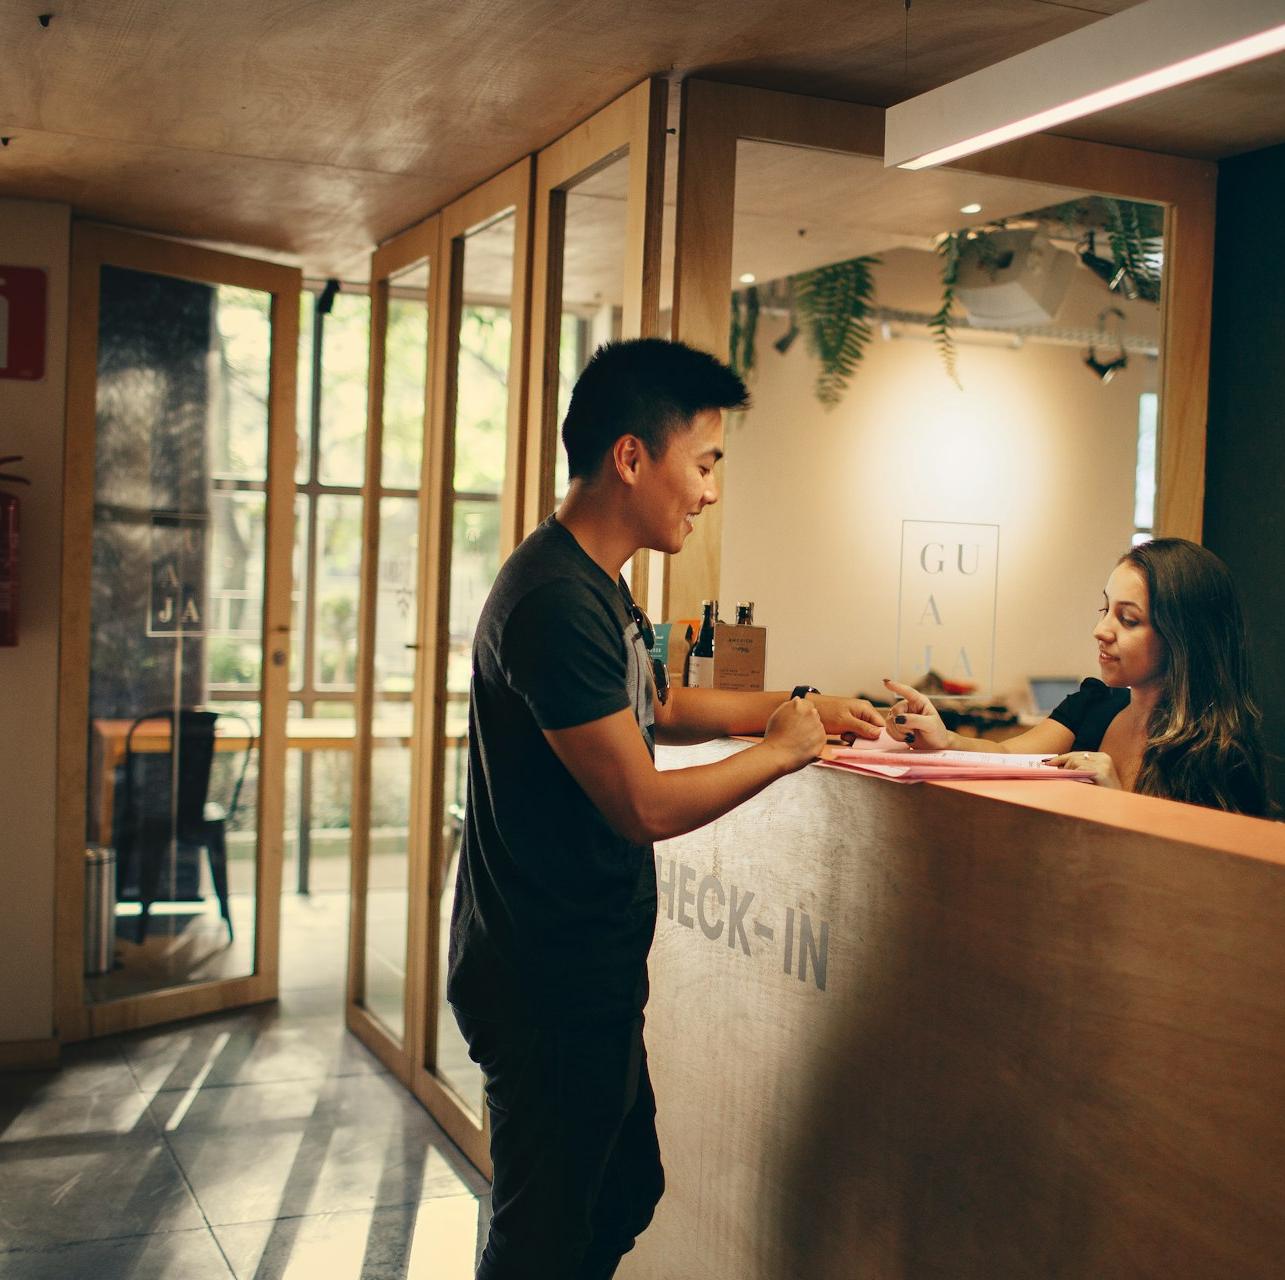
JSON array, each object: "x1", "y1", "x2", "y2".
[
  {"x1": 666, "y1": 77, "x2": 1216, "y2": 619},
  {"x1": 56, "y1": 223, "x2": 300, "y2": 1040},
  {"x1": 412, "y1": 155, "x2": 534, "y2": 1176},
  {"x1": 346, "y1": 214, "x2": 441, "y2": 1084},
  {"x1": 521, "y1": 76, "x2": 669, "y2": 607}
]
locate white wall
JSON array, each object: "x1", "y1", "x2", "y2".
[
  {"x1": 719, "y1": 249, "x2": 1157, "y2": 704},
  {"x1": 0, "y1": 200, "x2": 70, "y2": 1045}
]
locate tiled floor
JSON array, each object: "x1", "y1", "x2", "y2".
[{"x1": 0, "y1": 893, "x2": 491, "y2": 1279}]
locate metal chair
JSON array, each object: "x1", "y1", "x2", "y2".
[{"x1": 113, "y1": 708, "x2": 253, "y2": 945}]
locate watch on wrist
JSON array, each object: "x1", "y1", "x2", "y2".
[{"x1": 790, "y1": 685, "x2": 820, "y2": 700}]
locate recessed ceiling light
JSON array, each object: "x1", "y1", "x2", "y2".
[
  {"x1": 960, "y1": 203, "x2": 983, "y2": 215},
  {"x1": 739, "y1": 273, "x2": 756, "y2": 284}
]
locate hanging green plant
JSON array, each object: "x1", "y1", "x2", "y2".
[
  {"x1": 930, "y1": 234, "x2": 963, "y2": 390},
  {"x1": 792, "y1": 255, "x2": 880, "y2": 408},
  {"x1": 728, "y1": 284, "x2": 760, "y2": 382}
]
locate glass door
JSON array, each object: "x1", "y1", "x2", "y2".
[
  {"x1": 413, "y1": 157, "x2": 533, "y2": 1174},
  {"x1": 523, "y1": 77, "x2": 669, "y2": 606},
  {"x1": 57, "y1": 226, "x2": 299, "y2": 1038},
  {"x1": 346, "y1": 216, "x2": 438, "y2": 1079}
]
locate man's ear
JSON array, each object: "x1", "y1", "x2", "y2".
[{"x1": 612, "y1": 434, "x2": 644, "y2": 487}]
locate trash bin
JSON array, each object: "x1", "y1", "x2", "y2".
[{"x1": 84, "y1": 845, "x2": 116, "y2": 976}]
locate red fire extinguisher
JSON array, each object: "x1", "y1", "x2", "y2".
[{"x1": 0, "y1": 455, "x2": 30, "y2": 647}]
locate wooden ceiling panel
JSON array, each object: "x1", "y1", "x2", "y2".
[
  {"x1": 1046, "y1": 53, "x2": 1285, "y2": 161},
  {"x1": 2, "y1": 0, "x2": 1280, "y2": 275},
  {"x1": 0, "y1": 128, "x2": 432, "y2": 278}
]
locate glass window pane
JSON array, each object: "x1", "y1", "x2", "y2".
[
  {"x1": 317, "y1": 292, "x2": 371, "y2": 487},
  {"x1": 314, "y1": 494, "x2": 363, "y2": 690},
  {"x1": 721, "y1": 139, "x2": 1165, "y2": 702},
  {"x1": 364, "y1": 742, "x2": 411, "y2": 1039},
  {"x1": 290, "y1": 494, "x2": 308, "y2": 691},
  {"x1": 374, "y1": 497, "x2": 420, "y2": 693},
  {"x1": 554, "y1": 154, "x2": 630, "y2": 503},
  {"x1": 454, "y1": 305, "x2": 511, "y2": 494},
  {"x1": 296, "y1": 290, "x2": 315, "y2": 484},
  {"x1": 1135, "y1": 391, "x2": 1158, "y2": 531},
  {"x1": 433, "y1": 211, "x2": 517, "y2": 1117},
  {"x1": 209, "y1": 287, "x2": 271, "y2": 482},
  {"x1": 206, "y1": 489, "x2": 266, "y2": 690},
  {"x1": 447, "y1": 498, "x2": 501, "y2": 700},
  {"x1": 382, "y1": 264, "x2": 430, "y2": 490},
  {"x1": 358, "y1": 429, "x2": 421, "y2": 1034},
  {"x1": 554, "y1": 313, "x2": 587, "y2": 502}
]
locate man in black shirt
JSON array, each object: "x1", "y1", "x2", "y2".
[{"x1": 448, "y1": 339, "x2": 883, "y2": 1280}]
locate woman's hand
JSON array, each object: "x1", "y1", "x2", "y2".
[
  {"x1": 882, "y1": 678, "x2": 951, "y2": 751},
  {"x1": 1046, "y1": 750, "x2": 1122, "y2": 789},
  {"x1": 810, "y1": 694, "x2": 883, "y2": 743}
]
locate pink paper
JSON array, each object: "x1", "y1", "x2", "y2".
[{"x1": 819, "y1": 747, "x2": 1094, "y2": 784}]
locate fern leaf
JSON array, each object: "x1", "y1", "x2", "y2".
[{"x1": 792, "y1": 256, "x2": 880, "y2": 408}]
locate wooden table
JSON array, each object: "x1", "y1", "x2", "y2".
[{"x1": 89, "y1": 716, "x2": 413, "y2": 847}]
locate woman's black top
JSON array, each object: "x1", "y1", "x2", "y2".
[
  {"x1": 1047, "y1": 676, "x2": 1269, "y2": 816},
  {"x1": 1048, "y1": 677, "x2": 1130, "y2": 750}
]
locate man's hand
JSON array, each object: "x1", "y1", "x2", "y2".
[
  {"x1": 810, "y1": 694, "x2": 883, "y2": 743},
  {"x1": 763, "y1": 697, "x2": 827, "y2": 771}
]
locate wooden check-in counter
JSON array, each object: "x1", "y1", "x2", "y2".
[{"x1": 624, "y1": 741, "x2": 1285, "y2": 1279}]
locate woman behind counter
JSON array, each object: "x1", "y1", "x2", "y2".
[{"x1": 884, "y1": 538, "x2": 1271, "y2": 817}]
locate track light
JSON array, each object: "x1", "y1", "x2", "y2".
[{"x1": 885, "y1": 0, "x2": 1285, "y2": 170}]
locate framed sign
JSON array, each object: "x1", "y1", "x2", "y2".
[{"x1": 897, "y1": 520, "x2": 999, "y2": 695}]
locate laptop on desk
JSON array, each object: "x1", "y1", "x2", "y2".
[{"x1": 1027, "y1": 676, "x2": 1083, "y2": 718}]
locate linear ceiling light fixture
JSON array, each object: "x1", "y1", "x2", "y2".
[{"x1": 885, "y1": 0, "x2": 1285, "y2": 169}]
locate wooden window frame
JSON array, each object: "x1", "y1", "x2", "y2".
[{"x1": 522, "y1": 76, "x2": 669, "y2": 611}]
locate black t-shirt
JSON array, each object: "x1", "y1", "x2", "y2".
[
  {"x1": 1048, "y1": 677, "x2": 1130, "y2": 750},
  {"x1": 447, "y1": 514, "x2": 657, "y2": 1027}
]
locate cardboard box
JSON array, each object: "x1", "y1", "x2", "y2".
[
  {"x1": 659, "y1": 619, "x2": 767, "y2": 691},
  {"x1": 713, "y1": 622, "x2": 766, "y2": 691}
]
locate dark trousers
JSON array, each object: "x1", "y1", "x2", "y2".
[{"x1": 454, "y1": 1009, "x2": 665, "y2": 1280}]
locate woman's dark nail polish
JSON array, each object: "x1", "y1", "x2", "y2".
[
  {"x1": 894, "y1": 715, "x2": 907, "y2": 724},
  {"x1": 904, "y1": 731, "x2": 916, "y2": 744}
]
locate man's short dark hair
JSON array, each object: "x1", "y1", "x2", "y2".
[{"x1": 561, "y1": 338, "x2": 749, "y2": 480}]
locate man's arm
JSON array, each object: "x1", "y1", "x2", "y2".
[
  {"x1": 653, "y1": 686, "x2": 883, "y2": 745},
  {"x1": 544, "y1": 698, "x2": 825, "y2": 845}
]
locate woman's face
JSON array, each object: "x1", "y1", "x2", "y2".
[{"x1": 1093, "y1": 562, "x2": 1166, "y2": 689}]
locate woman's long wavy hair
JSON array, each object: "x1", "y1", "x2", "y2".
[{"x1": 1124, "y1": 538, "x2": 1269, "y2": 816}]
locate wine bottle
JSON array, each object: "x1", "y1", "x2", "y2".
[
  {"x1": 735, "y1": 601, "x2": 754, "y2": 625},
  {"x1": 687, "y1": 600, "x2": 716, "y2": 688}
]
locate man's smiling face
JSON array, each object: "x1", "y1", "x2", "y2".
[{"x1": 637, "y1": 408, "x2": 724, "y2": 555}]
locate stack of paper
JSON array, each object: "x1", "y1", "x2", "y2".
[{"x1": 820, "y1": 748, "x2": 1094, "y2": 784}]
